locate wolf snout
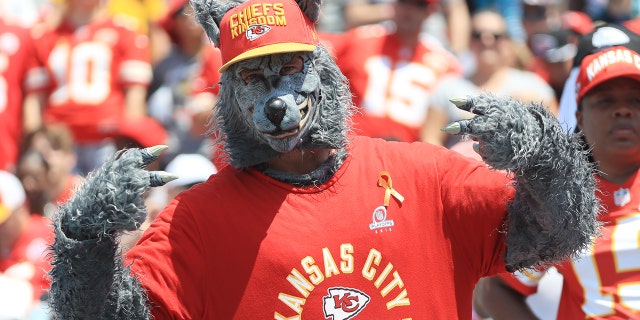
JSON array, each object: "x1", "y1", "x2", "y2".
[{"x1": 265, "y1": 97, "x2": 287, "y2": 125}]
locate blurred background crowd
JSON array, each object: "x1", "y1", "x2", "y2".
[{"x1": 1, "y1": 0, "x2": 639, "y2": 318}]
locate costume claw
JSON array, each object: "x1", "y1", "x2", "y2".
[
  {"x1": 441, "y1": 122, "x2": 461, "y2": 134},
  {"x1": 141, "y1": 145, "x2": 169, "y2": 165},
  {"x1": 147, "y1": 145, "x2": 169, "y2": 156},
  {"x1": 149, "y1": 171, "x2": 179, "y2": 187},
  {"x1": 449, "y1": 97, "x2": 469, "y2": 109},
  {"x1": 442, "y1": 120, "x2": 472, "y2": 135}
]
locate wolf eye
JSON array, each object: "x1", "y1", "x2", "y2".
[
  {"x1": 240, "y1": 69, "x2": 264, "y2": 84},
  {"x1": 280, "y1": 56, "x2": 304, "y2": 76}
]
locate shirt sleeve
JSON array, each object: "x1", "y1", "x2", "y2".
[
  {"x1": 126, "y1": 198, "x2": 207, "y2": 319},
  {"x1": 435, "y1": 147, "x2": 513, "y2": 278},
  {"x1": 24, "y1": 26, "x2": 51, "y2": 93},
  {"x1": 116, "y1": 25, "x2": 152, "y2": 87}
]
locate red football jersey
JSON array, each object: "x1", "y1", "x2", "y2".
[
  {"x1": 127, "y1": 136, "x2": 513, "y2": 319},
  {"x1": 501, "y1": 173, "x2": 640, "y2": 319},
  {"x1": 0, "y1": 19, "x2": 35, "y2": 171},
  {"x1": 321, "y1": 26, "x2": 463, "y2": 142},
  {"x1": 26, "y1": 18, "x2": 152, "y2": 143}
]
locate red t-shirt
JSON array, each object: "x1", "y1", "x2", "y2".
[
  {"x1": 0, "y1": 19, "x2": 35, "y2": 171},
  {"x1": 26, "y1": 18, "x2": 152, "y2": 143},
  {"x1": 501, "y1": 173, "x2": 640, "y2": 319},
  {"x1": 320, "y1": 26, "x2": 463, "y2": 142},
  {"x1": 0, "y1": 215, "x2": 53, "y2": 302},
  {"x1": 126, "y1": 136, "x2": 512, "y2": 319}
]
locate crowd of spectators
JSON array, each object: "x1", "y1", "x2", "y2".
[{"x1": 1, "y1": 0, "x2": 639, "y2": 318}]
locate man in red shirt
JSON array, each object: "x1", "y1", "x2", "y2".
[
  {"x1": 25, "y1": 0, "x2": 152, "y2": 175},
  {"x1": 320, "y1": 0, "x2": 463, "y2": 142},
  {"x1": 474, "y1": 46, "x2": 640, "y2": 320},
  {"x1": 0, "y1": 18, "x2": 36, "y2": 173}
]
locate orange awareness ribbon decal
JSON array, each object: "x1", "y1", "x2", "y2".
[{"x1": 378, "y1": 171, "x2": 405, "y2": 207}]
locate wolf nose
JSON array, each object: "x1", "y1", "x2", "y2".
[{"x1": 265, "y1": 97, "x2": 286, "y2": 125}]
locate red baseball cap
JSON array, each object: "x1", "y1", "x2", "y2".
[
  {"x1": 115, "y1": 117, "x2": 168, "y2": 148},
  {"x1": 217, "y1": 0, "x2": 319, "y2": 72},
  {"x1": 561, "y1": 11, "x2": 594, "y2": 36},
  {"x1": 158, "y1": 0, "x2": 189, "y2": 39},
  {"x1": 576, "y1": 46, "x2": 640, "y2": 103}
]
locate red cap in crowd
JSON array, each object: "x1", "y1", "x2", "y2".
[
  {"x1": 575, "y1": 46, "x2": 640, "y2": 103},
  {"x1": 217, "y1": 0, "x2": 319, "y2": 72},
  {"x1": 158, "y1": 0, "x2": 190, "y2": 41},
  {"x1": 561, "y1": 11, "x2": 594, "y2": 36},
  {"x1": 116, "y1": 117, "x2": 168, "y2": 148}
]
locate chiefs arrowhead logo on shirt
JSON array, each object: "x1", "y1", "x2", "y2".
[
  {"x1": 246, "y1": 24, "x2": 271, "y2": 41},
  {"x1": 323, "y1": 287, "x2": 370, "y2": 320}
]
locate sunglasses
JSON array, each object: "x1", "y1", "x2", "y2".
[
  {"x1": 397, "y1": 0, "x2": 429, "y2": 8},
  {"x1": 471, "y1": 30, "x2": 507, "y2": 41},
  {"x1": 523, "y1": 6, "x2": 546, "y2": 21}
]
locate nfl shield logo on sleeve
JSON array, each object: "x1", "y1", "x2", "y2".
[{"x1": 613, "y1": 188, "x2": 630, "y2": 207}]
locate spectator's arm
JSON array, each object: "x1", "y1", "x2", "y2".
[
  {"x1": 443, "y1": 0, "x2": 471, "y2": 54},
  {"x1": 420, "y1": 105, "x2": 450, "y2": 146},
  {"x1": 124, "y1": 85, "x2": 148, "y2": 119},
  {"x1": 187, "y1": 92, "x2": 217, "y2": 137},
  {"x1": 473, "y1": 276, "x2": 539, "y2": 320},
  {"x1": 22, "y1": 92, "x2": 46, "y2": 135},
  {"x1": 343, "y1": 0, "x2": 394, "y2": 29}
]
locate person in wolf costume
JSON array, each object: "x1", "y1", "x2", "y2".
[{"x1": 47, "y1": 0, "x2": 600, "y2": 318}]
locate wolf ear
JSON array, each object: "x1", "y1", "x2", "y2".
[
  {"x1": 296, "y1": 0, "x2": 323, "y2": 23},
  {"x1": 189, "y1": 0, "x2": 241, "y2": 46}
]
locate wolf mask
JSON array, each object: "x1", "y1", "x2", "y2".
[{"x1": 190, "y1": 0, "x2": 353, "y2": 172}]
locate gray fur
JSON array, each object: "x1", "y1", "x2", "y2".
[
  {"x1": 295, "y1": 0, "x2": 323, "y2": 22},
  {"x1": 49, "y1": 149, "x2": 152, "y2": 319},
  {"x1": 259, "y1": 147, "x2": 348, "y2": 186},
  {"x1": 455, "y1": 94, "x2": 601, "y2": 271},
  {"x1": 57, "y1": 149, "x2": 150, "y2": 240},
  {"x1": 190, "y1": 0, "x2": 240, "y2": 46}
]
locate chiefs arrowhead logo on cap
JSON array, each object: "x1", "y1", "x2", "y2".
[{"x1": 246, "y1": 24, "x2": 271, "y2": 41}]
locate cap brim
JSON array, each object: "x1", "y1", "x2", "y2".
[
  {"x1": 545, "y1": 43, "x2": 577, "y2": 63},
  {"x1": 218, "y1": 43, "x2": 316, "y2": 73},
  {"x1": 579, "y1": 71, "x2": 640, "y2": 103},
  {"x1": 116, "y1": 117, "x2": 167, "y2": 148}
]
